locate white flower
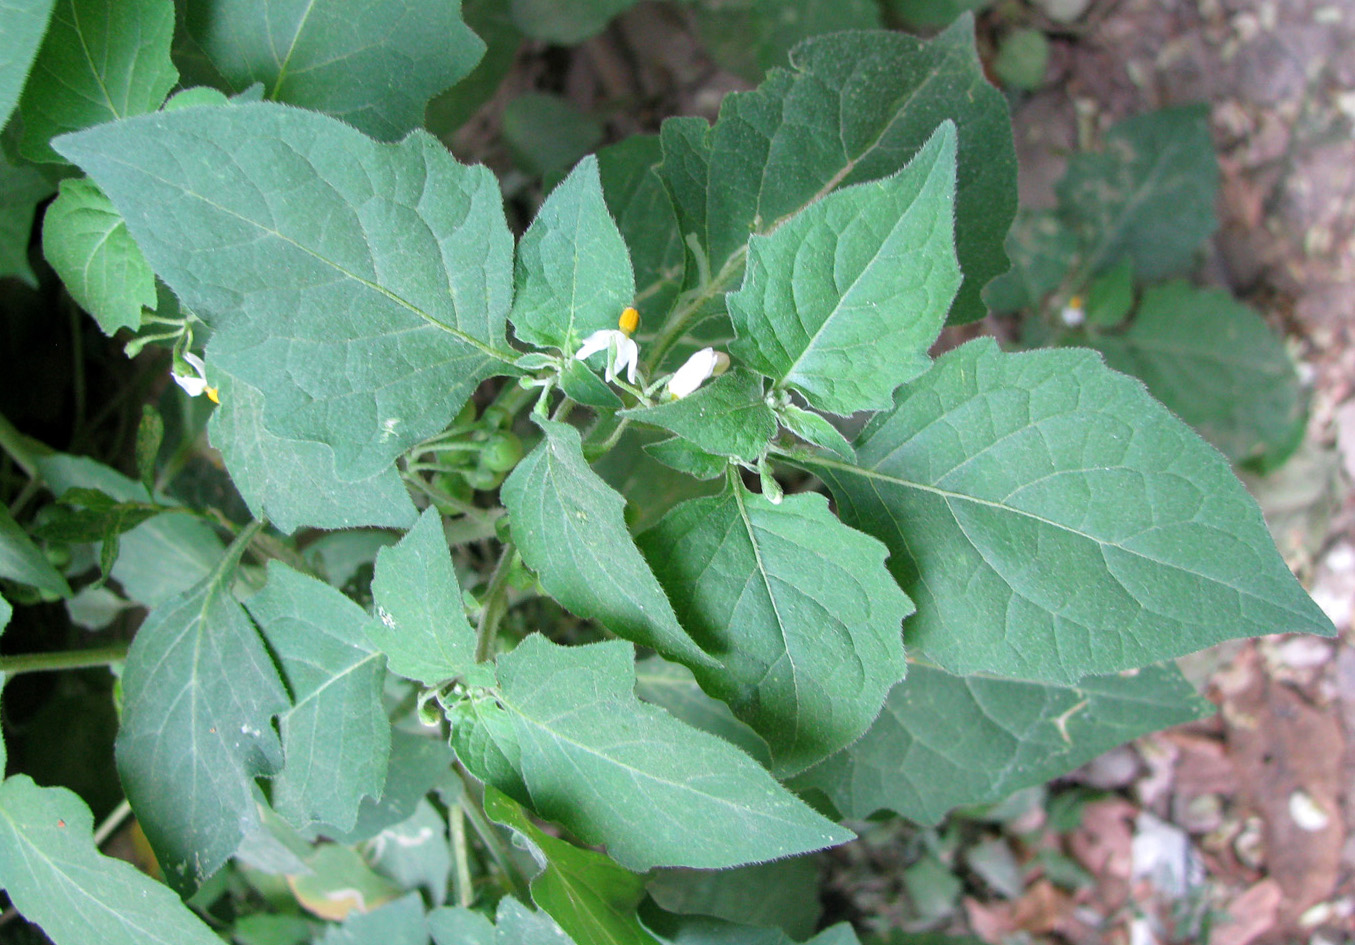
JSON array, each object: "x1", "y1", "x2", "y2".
[
  {"x1": 1060, "y1": 295, "x2": 1086, "y2": 328},
  {"x1": 665, "y1": 347, "x2": 729, "y2": 400},
  {"x1": 172, "y1": 352, "x2": 219, "y2": 403},
  {"x1": 574, "y1": 329, "x2": 640, "y2": 385}
]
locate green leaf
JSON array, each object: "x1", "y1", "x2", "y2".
[
  {"x1": 500, "y1": 419, "x2": 712, "y2": 669},
  {"x1": 981, "y1": 209, "x2": 1077, "y2": 315},
  {"x1": 0, "y1": 157, "x2": 53, "y2": 285},
  {"x1": 559, "y1": 356, "x2": 624, "y2": 409},
  {"x1": 805, "y1": 338, "x2": 1336, "y2": 683},
  {"x1": 647, "y1": 857, "x2": 822, "y2": 941},
  {"x1": 325, "y1": 729, "x2": 457, "y2": 844},
  {"x1": 508, "y1": 0, "x2": 638, "y2": 44},
  {"x1": 727, "y1": 123, "x2": 959, "y2": 415},
  {"x1": 659, "y1": 18, "x2": 1015, "y2": 325},
  {"x1": 247, "y1": 562, "x2": 390, "y2": 832},
  {"x1": 37, "y1": 453, "x2": 224, "y2": 607},
  {"x1": 317, "y1": 893, "x2": 427, "y2": 945},
  {"x1": 488, "y1": 634, "x2": 853, "y2": 871},
  {"x1": 510, "y1": 155, "x2": 636, "y2": 352},
  {"x1": 484, "y1": 787, "x2": 660, "y2": 945},
  {"x1": 368, "y1": 799, "x2": 451, "y2": 905},
  {"x1": 622, "y1": 369, "x2": 776, "y2": 462},
  {"x1": 495, "y1": 897, "x2": 578, "y2": 945},
  {"x1": 640, "y1": 486, "x2": 910, "y2": 775},
  {"x1": 633, "y1": 655, "x2": 770, "y2": 767},
  {"x1": 641, "y1": 437, "x2": 729, "y2": 482},
  {"x1": 0, "y1": 777, "x2": 221, "y2": 945},
  {"x1": 428, "y1": 908, "x2": 496, "y2": 945},
  {"x1": 690, "y1": 0, "x2": 881, "y2": 82},
  {"x1": 596, "y1": 135, "x2": 685, "y2": 323},
  {"x1": 208, "y1": 370, "x2": 419, "y2": 535},
  {"x1": 793, "y1": 661, "x2": 1211, "y2": 825},
  {"x1": 0, "y1": 502, "x2": 71, "y2": 598},
  {"x1": 33, "y1": 487, "x2": 172, "y2": 544},
  {"x1": 41, "y1": 177, "x2": 156, "y2": 335},
  {"x1": 370, "y1": 507, "x2": 484, "y2": 686},
  {"x1": 0, "y1": 0, "x2": 56, "y2": 130},
  {"x1": 885, "y1": 0, "x2": 993, "y2": 28},
  {"x1": 1058, "y1": 104, "x2": 1218, "y2": 281},
  {"x1": 115, "y1": 530, "x2": 289, "y2": 895},
  {"x1": 180, "y1": 0, "x2": 484, "y2": 140},
  {"x1": 1085, "y1": 259, "x2": 1134, "y2": 327},
  {"x1": 1087, "y1": 281, "x2": 1306, "y2": 467},
  {"x1": 776, "y1": 404, "x2": 853, "y2": 460},
  {"x1": 17, "y1": 0, "x2": 177, "y2": 163},
  {"x1": 56, "y1": 102, "x2": 516, "y2": 480},
  {"x1": 136, "y1": 404, "x2": 164, "y2": 494},
  {"x1": 591, "y1": 427, "x2": 723, "y2": 533},
  {"x1": 502, "y1": 92, "x2": 602, "y2": 179},
  {"x1": 641, "y1": 905, "x2": 863, "y2": 945}
]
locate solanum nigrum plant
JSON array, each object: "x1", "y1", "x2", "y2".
[{"x1": 0, "y1": 2, "x2": 1333, "y2": 943}]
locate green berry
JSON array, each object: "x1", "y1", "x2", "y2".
[{"x1": 480, "y1": 432, "x2": 523, "y2": 472}]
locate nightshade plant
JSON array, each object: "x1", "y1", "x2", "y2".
[{"x1": 0, "y1": 2, "x2": 1335, "y2": 943}]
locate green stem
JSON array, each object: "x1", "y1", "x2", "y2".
[
  {"x1": 474, "y1": 542, "x2": 516, "y2": 663},
  {"x1": 643, "y1": 246, "x2": 747, "y2": 373},
  {"x1": 584, "y1": 416, "x2": 632, "y2": 462},
  {"x1": 0, "y1": 411, "x2": 51, "y2": 480},
  {"x1": 450, "y1": 804, "x2": 474, "y2": 909},
  {"x1": 0, "y1": 645, "x2": 130, "y2": 678},
  {"x1": 455, "y1": 766, "x2": 530, "y2": 901}
]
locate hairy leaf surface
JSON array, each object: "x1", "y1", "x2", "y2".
[
  {"x1": 247, "y1": 562, "x2": 390, "y2": 832},
  {"x1": 727, "y1": 123, "x2": 959, "y2": 414},
  {"x1": 42, "y1": 178, "x2": 156, "y2": 335},
  {"x1": 596, "y1": 135, "x2": 685, "y2": 322},
  {"x1": 510, "y1": 155, "x2": 635, "y2": 352},
  {"x1": 370, "y1": 508, "x2": 484, "y2": 685},
  {"x1": 56, "y1": 102, "x2": 516, "y2": 479},
  {"x1": 641, "y1": 487, "x2": 910, "y2": 775},
  {"x1": 1089, "y1": 281, "x2": 1305, "y2": 467},
  {"x1": 115, "y1": 537, "x2": 288, "y2": 894},
  {"x1": 659, "y1": 18, "x2": 1014, "y2": 324},
  {"x1": 209, "y1": 370, "x2": 418, "y2": 535},
  {"x1": 793, "y1": 662, "x2": 1210, "y2": 824},
  {"x1": 180, "y1": 0, "x2": 484, "y2": 140},
  {"x1": 0, "y1": 0, "x2": 55, "y2": 128},
  {"x1": 0, "y1": 778, "x2": 220, "y2": 945},
  {"x1": 18, "y1": 0, "x2": 177, "y2": 163},
  {"x1": 622, "y1": 369, "x2": 776, "y2": 462},
  {"x1": 806, "y1": 338, "x2": 1335, "y2": 682},
  {"x1": 493, "y1": 635, "x2": 854, "y2": 871},
  {"x1": 501, "y1": 420, "x2": 711, "y2": 668},
  {"x1": 485, "y1": 787, "x2": 660, "y2": 945}
]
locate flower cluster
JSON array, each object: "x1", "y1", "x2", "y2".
[{"x1": 573, "y1": 307, "x2": 728, "y2": 400}]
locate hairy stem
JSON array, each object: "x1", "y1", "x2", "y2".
[
  {"x1": 474, "y1": 542, "x2": 516, "y2": 663},
  {"x1": 0, "y1": 645, "x2": 130, "y2": 678}
]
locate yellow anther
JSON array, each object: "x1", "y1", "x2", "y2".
[
  {"x1": 1068, "y1": 295, "x2": 1083, "y2": 309},
  {"x1": 618, "y1": 306, "x2": 640, "y2": 336},
  {"x1": 205, "y1": 387, "x2": 220, "y2": 405}
]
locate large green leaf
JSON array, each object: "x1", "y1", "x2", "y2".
[
  {"x1": 596, "y1": 135, "x2": 685, "y2": 324},
  {"x1": 17, "y1": 0, "x2": 177, "y2": 163},
  {"x1": 500, "y1": 420, "x2": 712, "y2": 669},
  {"x1": 370, "y1": 507, "x2": 484, "y2": 686},
  {"x1": 115, "y1": 531, "x2": 289, "y2": 894},
  {"x1": 0, "y1": 777, "x2": 221, "y2": 945},
  {"x1": 0, "y1": 0, "x2": 55, "y2": 129},
  {"x1": 0, "y1": 503, "x2": 71, "y2": 598},
  {"x1": 425, "y1": 0, "x2": 522, "y2": 137},
  {"x1": 793, "y1": 662, "x2": 1210, "y2": 824},
  {"x1": 647, "y1": 857, "x2": 822, "y2": 941},
  {"x1": 55, "y1": 101, "x2": 516, "y2": 480},
  {"x1": 1057, "y1": 104, "x2": 1217, "y2": 282},
  {"x1": 41, "y1": 177, "x2": 157, "y2": 335},
  {"x1": 0, "y1": 157, "x2": 54, "y2": 285},
  {"x1": 247, "y1": 562, "x2": 390, "y2": 832},
  {"x1": 509, "y1": 0, "x2": 638, "y2": 43},
  {"x1": 37, "y1": 454, "x2": 224, "y2": 607},
  {"x1": 981, "y1": 208, "x2": 1078, "y2": 314},
  {"x1": 510, "y1": 154, "x2": 635, "y2": 352},
  {"x1": 690, "y1": 0, "x2": 880, "y2": 82},
  {"x1": 488, "y1": 634, "x2": 854, "y2": 871},
  {"x1": 318, "y1": 893, "x2": 428, "y2": 945},
  {"x1": 1088, "y1": 281, "x2": 1305, "y2": 467},
  {"x1": 640, "y1": 487, "x2": 910, "y2": 776},
  {"x1": 659, "y1": 18, "x2": 1014, "y2": 325},
  {"x1": 806, "y1": 338, "x2": 1335, "y2": 683},
  {"x1": 484, "y1": 787, "x2": 660, "y2": 945},
  {"x1": 621, "y1": 369, "x2": 776, "y2": 462},
  {"x1": 632, "y1": 656, "x2": 770, "y2": 767},
  {"x1": 208, "y1": 370, "x2": 419, "y2": 535},
  {"x1": 180, "y1": 0, "x2": 484, "y2": 140},
  {"x1": 727, "y1": 123, "x2": 959, "y2": 415}
]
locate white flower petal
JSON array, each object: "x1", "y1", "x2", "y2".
[
  {"x1": 617, "y1": 336, "x2": 640, "y2": 385},
  {"x1": 666, "y1": 347, "x2": 721, "y2": 399},
  {"x1": 173, "y1": 373, "x2": 209, "y2": 396},
  {"x1": 574, "y1": 329, "x2": 621, "y2": 361}
]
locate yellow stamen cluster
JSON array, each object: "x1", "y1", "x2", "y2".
[{"x1": 618, "y1": 306, "x2": 639, "y2": 336}]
